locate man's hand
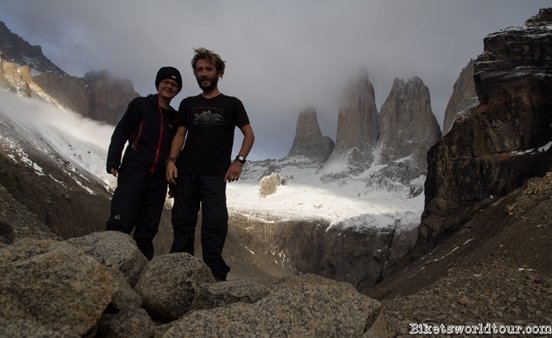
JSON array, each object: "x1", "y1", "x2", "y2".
[
  {"x1": 224, "y1": 161, "x2": 242, "y2": 182},
  {"x1": 109, "y1": 168, "x2": 118, "y2": 177},
  {"x1": 166, "y1": 162, "x2": 178, "y2": 185}
]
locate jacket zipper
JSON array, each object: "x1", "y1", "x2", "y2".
[
  {"x1": 150, "y1": 105, "x2": 164, "y2": 174},
  {"x1": 133, "y1": 121, "x2": 144, "y2": 150}
]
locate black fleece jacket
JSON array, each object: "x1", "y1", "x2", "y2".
[{"x1": 106, "y1": 94, "x2": 177, "y2": 175}]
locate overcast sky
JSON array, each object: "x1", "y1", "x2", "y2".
[{"x1": 1, "y1": 0, "x2": 550, "y2": 160}]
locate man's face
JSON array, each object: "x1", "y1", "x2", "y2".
[{"x1": 194, "y1": 58, "x2": 219, "y2": 92}]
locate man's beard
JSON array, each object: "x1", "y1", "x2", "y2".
[{"x1": 196, "y1": 75, "x2": 218, "y2": 92}]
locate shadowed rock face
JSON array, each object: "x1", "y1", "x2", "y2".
[
  {"x1": 228, "y1": 214, "x2": 418, "y2": 294},
  {"x1": 442, "y1": 59, "x2": 479, "y2": 135},
  {"x1": 287, "y1": 108, "x2": 334, "y2": 163},
  {"x1": 419, "y1": 8, "x2": 552, "y2": 248}
]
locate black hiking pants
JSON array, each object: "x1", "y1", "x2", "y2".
[
  {"x1": 106, "y1": 166, "x2": 167, "y2": 260},
  {"x1": 170, "y1": 173, "x2": 230, "y2": 281}
]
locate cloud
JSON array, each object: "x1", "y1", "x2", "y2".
[{"x1": 1, "y1": 0, "x2": 549, "y2": 159}]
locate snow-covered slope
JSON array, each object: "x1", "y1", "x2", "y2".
[
  {"x1": 229, "y1": 156, "x2": 424, "y2": 231},
  {"x1": 0, "y1": 90, "x2": 114, "y2": 193}
]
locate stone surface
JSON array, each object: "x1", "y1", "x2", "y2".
[
  {"x1": 96, "y1": 307, "x2": 155, "y2": 338},
  {"x1": 134, "y1": 253, "x2": 215, "y2": 321},
  {"x1": 0, "y1": 317, "x2": 79, "y2": 338},
  {"x1": 0, "y1": 239, "x2": 116, "y2": 336},
  {"x1": 442, "y1": 59, "x2": 479, "y2": 135},
  {"x1": 66, "y1": 230, "x2": 148, "y2": 286},
  {"x1": 371, "y1": 171, "x2": 552, "y2": 336},
  {"x1": 192, "y1": 278, "x2": 271, "y2": 310},
  {"x1": 378, "y1": 76, "x2": 441, "y2": 172},
  {"x1": 287, "y1": 107, "x2": 334, "y2": 163},
  {"x1": 327, "y1": 70, "x2": 378, "y2": 165},
  {"x1": 163, "y1": 274, "x2": 385, "y2": 337},
  {"x1": 228, "y1": 215, "x2": 417, "y2": 293},
  {"x1": 84, "y1": 70, "x2": 138, "y2": 124}
]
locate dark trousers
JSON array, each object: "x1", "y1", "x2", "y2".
[
  {"x1": 106, "y1": 166, "x2": 168, "y2": 260},
  {"x1": 171, "y1": 173, "x2": 230, "y2": 280}
]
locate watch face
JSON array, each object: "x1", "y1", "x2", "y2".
[{"x1": 238, "y1": 155, "x2": 245, "y2": 161}]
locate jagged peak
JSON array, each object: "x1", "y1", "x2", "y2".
[
  {"x1": 526, "y1": 7, "x2": 552, "y2": 25},
  {"x1": 0, "y1": 20, "x2": 64, "y2": 75}
]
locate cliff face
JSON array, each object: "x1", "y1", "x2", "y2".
[
  {"x1": 326, "y1": 71, "x2": 378, "y2": 165},
  {"x1": 0, "y1": 21, "x2": 138, "y2": 125},
  {"x1": 419, "y1": 8, "x2": 552, "y2": 247},
  {"x1": 378, "y1": 77, "x2": 441, "y2": 171},
  {"x1": 442, "y1": 59, "x2": 479, "y2": 135},
  {"x1": 287, "y1": 108, "x2": 334, "y2": 163}
]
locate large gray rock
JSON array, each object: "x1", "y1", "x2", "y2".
[
  {"x1": 0, "y1": 239, "x2": 116, "y2": 336},
  {"x1": 162, "y1": 274, "x2": 385, "y2": 337},
  {"x1": 96, "y1": 307, "x2": 155, "y2": 338},
  {"x1": 192, "y1": 279, "x2": 271, "y2": 310},
  {"x1": 134, "y1": 253, "x2": 215, "y2": 321},
  {"x1": 287, "y1": 108, "x2": 334, "y2": 163},
  {"x1": 0, "y1": 317, "x2": 79, "y2": 338},
  {"x1": 66, "y1": 230, "x2": 148, "y2": 286}
]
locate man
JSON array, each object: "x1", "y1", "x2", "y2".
[
  {"x1": 106, "y1": 66, "x2": 182, "y2": 260},
  {"x1": 166, "y1": 48, "x2": 254, "y2": 281}
]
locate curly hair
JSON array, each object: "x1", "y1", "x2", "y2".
[{"x1": 191, "y1": 47, "x2": 226, "y2": 77}]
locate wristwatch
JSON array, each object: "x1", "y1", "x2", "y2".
[{"x1": 235, "y1": 155, "x2": 246, "y2": 165}]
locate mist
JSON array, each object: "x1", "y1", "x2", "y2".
[{"x1": 1, "y1": 0, "x2": 550, "y2": 159}]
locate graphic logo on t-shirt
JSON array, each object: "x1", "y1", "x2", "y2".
[{"x1": 193, "y1": 107, "x2": 224, "y2": 125}]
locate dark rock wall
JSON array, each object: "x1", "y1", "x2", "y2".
[{"x1": 419, "y1": 8, "x2": 552, "y2": 247}]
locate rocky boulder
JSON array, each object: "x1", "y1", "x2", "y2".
[
  {"x1": 134, "y1": 253, "x2": 215, "y2": 321},
  {"x1": 0, "y1": 239, "x2": 116, "y2": 336},
  {"x1": 258, "y1": 172, "x2": 285, "y2": 197},
  {"x1": 66, "y1": 230, "x2": 148, "y2": 286},
  {"x1": 162, "y1": 274, "x2": 385, "y2": 337},
  {"x1": 0, "y1": 231, "x2": 387, "y2": 337},
  {"x1": 419, "y1": 8, "x2": 552, "y2": 247}
]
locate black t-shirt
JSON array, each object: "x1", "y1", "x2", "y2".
[{"x1": 176, "y1": 94, "x2": 250, "y2": 176}]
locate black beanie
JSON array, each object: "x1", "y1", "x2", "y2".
[{"x1": 155, "y1": 66, "x2": 182, "y2": 92}]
